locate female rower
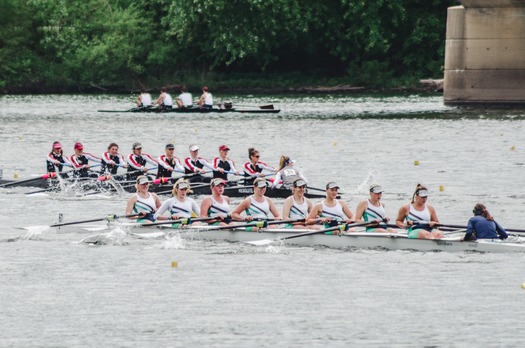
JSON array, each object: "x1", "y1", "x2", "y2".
[
  {"x1": 157, "y1": 143, "x2": 184, "y2": 179},
  {"x1": 213, "y1": 144, "x2": 240, "y2": 181},
  {"x1": 125, "y1": 175, "x2": 162, "y2": 223},
  {"x1": 395, "y1": 184, "x2": 443, "y2": 239},
  {"x1": 231, "y1": 178, "x2": 281, "y2": 222},
  {"x1": 355, "y1": 184, "x2": 394, "y2": 233},
  {"x1": 282, "y1": 179, "x2": 315, "y2": 229},
  {"x1": 70, "y1": 142, "x2": 101, "y2": 178},
  {"x1": 272, "y1": 155, "x2": 306, "y2": 189},
  {"x1": 101, "y1": 142, "x2": 127, "y2": 176},
  {"x1": 154, "y1": 87, "x2": 173, "y2": 110},
  {"x1": 198, "y1": 86, "x2": 213, "y2": 109},
  {"x1": 126, "y1": 142, "x2": 158, "y2": 180},
  {"x1": 136, "y1": 89, "x2": 152, "y2": 108},
  {"x1": 183, "y1": 144, "x2": 214, "y2": 183},
  {"x1": 175, "y1": 86, "x2": 193, "y2": 108},
  {"x1": 306, "y1": 182, "x2": 355, "y2": 228},
  {"x1": 46, "y1": 141, "x2": 72, "y2": 177},
  {"x1": 200, "y1": 178, "x2": 233, "y2": 226},
  {"x1": 462, "y1": 203, "x2": 508, "y2": 241},
  {"x1": 243, "y1": 147, "x2": 275, "y2": 185},
  {"x1": 154, "y1": 179, "x2": 200, "y2": 224}
]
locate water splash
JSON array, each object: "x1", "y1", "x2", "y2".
[
  {"x1": 23, "y1": 225, "x2": 50, "y2": 240},
  {"x1": 158, "y1": 232, "x2": 186, "y2": 249},
  {"x1": 79, "y1": 227, "x2": 127, "y2": 245},
  {"x1": 354, "y1": 167, "x2": 377, "y2": 194}
]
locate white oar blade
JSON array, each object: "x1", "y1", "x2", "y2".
[{"x1": 246, "y1": 239, "x2": 275, "y2": 246}]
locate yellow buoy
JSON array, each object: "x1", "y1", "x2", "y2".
[
  {"x1": 439, "y1": 185, "x2": 444, "y2": 192},
  {"x1": 522, "y1": 282, "x2": 525, "y2": 289},
  {"x1": 511, "y1": 146, "x2": 516, "y2": 151},
  {"x1": 13, "y1": 172, "x2": 19, "y2": 179},
  {"x1": 171, "y1": 261, "x2": 178, "y2": 268},
  {"x1": 332, "y1": 141, "x2": 337, "y2": 147},
  {"x1": 414, "y1": 160, "x2": 420, "y2": 166}
]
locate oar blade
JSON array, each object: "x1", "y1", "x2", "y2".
[
  {"x1": 259, "y1": 104, "x2": 274, "y2": 110},
  {"x1": 246, "y1": 239, "x2": 276, "y2": 246}
]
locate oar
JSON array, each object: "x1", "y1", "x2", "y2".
[
  {"x1": 0, "y1": 172, "x2": 61, "y2": 188},
  {"x1": 247, "y1": 221, "x2": 375, "y2": 246},
  {"x1": 434, "y1": 223, "x2": 525, "y2": 234},
  {"x1": 186, "y1": 218, "x2": 304, "y2": 233},
  {"x1": 133, "y1": 216, "x2": 221, "y2": 227},
  {"x1": 50, "y1": 213, "x2": 139, "y2": 227}
]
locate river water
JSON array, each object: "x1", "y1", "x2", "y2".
[{"x1": 1, "y1": 94, "x2": 525, "y2": 347}]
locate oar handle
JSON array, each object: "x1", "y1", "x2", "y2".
[{"x1": 50, "y1": 213, "x2": 139, "y2": 227}]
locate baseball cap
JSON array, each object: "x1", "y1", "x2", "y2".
[
  {"x1": 132, "y1": 142, "x2": 142, "y2": 149},
  {"x1": 326, "y1": 182, "x2": 340, "y2": 190},
  {"x1": 53, "y1": 141, "x2": 62, "y2": 149},
  {"x1": 416, "y1": 189, "x2": 429, "y2": 198},
  {"x1": 175, "y1": 181, "x2": 190, "y2": 190},
  {"x1": 165, "y1": 143, "x2": 175, "y2": 150},
  {"x1": 219, "y1": 145, "x2": 230, "y2": 151},
  {"x1": 254, "y1": 177, "x2": 268, "y2": 188},
  {"x1": 293, "y1": 179, "x2": 307, "y2": 188},
  {"x1": 74, "y1": 142, "x2": 83, "y2": 150},
  {"x1": 136, "y1": 175, "x2": 150, "y2": 185},
  {"x1": 211, "y1": 178, "x2": 227, "y2": 187},
  {"x1": 189, "y1": 144, "x2": 199, "y2": 151},
  {"x1": 369, "y1": 184, "x2": 383, "y2": 194}
]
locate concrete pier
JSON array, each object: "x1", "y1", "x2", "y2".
[{"x1": 444, "y1": 0, "x2": 525, "y2": 106}]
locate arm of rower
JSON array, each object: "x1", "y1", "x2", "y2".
[
  {"x1": 199, "y1": 197, "x2": 212, "y2": 218},
  {"x1": 306, "y1": 204, "x2": 322, "y2": 225},
  {"x1": 231, "y1": 199, "x2": 249, "y2": 221},
  {"x1": 282, "y1": 197, "x2": 293, "y2": 220},
  {"x1": 354, "y1": 201, "x2": 367, "y2": 222},
  {"x1": 395, "y1": 205, "x2": 409, "y2": 228},
  {"x1": 268, "y1": 199, "x2": 281, "y2": 220},
  {"x1": 125, "y1": 197, "x2": 137, "y2": 217},
  {"x1": 340, "y1": 200, "x2": 354, "y2": 222},
  {"x1": 428, "y1": 204, "x2": 439, "y2": 227}
]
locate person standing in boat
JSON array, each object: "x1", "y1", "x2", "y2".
[
  {"x1": 154, "y1": 179, "x2": 200, "y2": 226},
  {"x1": 69, "y1": 142, "x2": 101, "y2": 178},
  {"x1": 175, "y1": 86, "x2": 193, "y2": 108},
  {"x1": 462, "y1": 203, "x2": 508, "y2": 241},
  {"x1": 125, "y1": 175, "x2": 162, "y2": 223},
  {"x1": 126, "y1": 142, "x2": 158, "y2": 181},
  {"x1": 243, "y1": 147, "x2": 275, "y2": 185},
  {"x1": 395, "y1": 184, "x2": 443, "y2": 239},
  {"x1": 306, "y1": 182, "x2": 355, "y2": 228},
  {"x1": 136, "y1": 89, "x2": 152, "y2": 108},
  {"x1": 282, "y1": 179, "x2": 315, "y2": 229},
  {"x1": 272, "y1": 155, "x2": 306, "y2": 189},
  {"x1": 46, "y1": 141, "x2": 72, "y2": 178},
  {"x1": 101, "y1": 142, "x2": 128, "y2": 176},
  {"x1": 355, "y1": 184, "x2": 395, "y2": 233},
  {"x1": 198, "y1": 86, "x2": 213, "y2": 109},
  {"x1": 200, "y1": 178, "x2": 234, "y2": 226},
  {"x1": 154, "y1": 87, "x2": 173, "y2": 110},
  {"x1": 231, "y1": 178, "x2": 281, "y2": 222},
  {"x1": 212, "y1": 144, "x2": 240, "y2": 181},
  {"x1": 157, "y1": 143, "x2": 184, "y2": 180},
  {"x1": 183, "y1": 144, "x2": 214, "y2": 183}
]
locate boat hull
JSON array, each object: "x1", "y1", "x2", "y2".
[{"x1": 97, "y1": 107, "x2": 280, "y2": 114}]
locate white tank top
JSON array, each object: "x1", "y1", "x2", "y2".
[
  {"x1": 246, "y1": 195, "x2": 270, "y2": 218},
  {"x1": 407, "y1": 203, "x2": 431, "y2": 223},
  {"x1": 363, "y1": 200, "x2": 386, "y2": 222},
  {"x1": 289, "y1": 197, "x2": 309, "y2": 219},
  {"x1": 164, "y1": 93, "x2": 173, "y2": 106},
  {"x1": 141, "y1": 93, "x2": 152, "y2": 106},
  {"x1": 208, "y1": 196, "x2": 230, "y2": 216},
  {"x1": 204, "y1": 92, "x2": 213, "y2": 105},
  {"x1": 134, "y1": 193, "x2": 156, "y2": 214},
  {"x1": 321, "y1": 200, "x2": 346, "y2": 221}
]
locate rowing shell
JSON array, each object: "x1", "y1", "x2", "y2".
[
  {"x1": 97, "y1": 107, "x2": 280, "y2": 114},
  {"x1": 77, "y1": 223, "x2": 525, "y2": 253}
]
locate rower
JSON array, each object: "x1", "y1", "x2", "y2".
[
  {"x1": 272, "y1": 155, "x2": 306, "y2": 189},
  {"x1": 136, "y1": 89, "x2": 152, "y2": 108},
  {"x1": 212, "y1": 144, "x2": 240, "y2": 182},
  {"x1": 154, "y1": 179, "x2": 200, "y2": 227},
  {"x1": 200, "y1": 178, "x2": 233, "y2": 226},
  {"x1": 70, "y1": 142, "x2": 101, "y2": 178},
  {"x1": 154, "y1": 87, "x2": 173, "y2": 110},
  {"x1": 125, "y1": 175, "x2": 162, "y2": 223},
  {"x1": 101, "y1": 142, "x2": 127, "y2": 176},
  {"x1": 231, "y1": 178, "x2": 281, "y2": 224},
  {"x1": 462, "y1": 203, "x2": 508, "y2": 241},
  {"x1": 183, "y1": 144, "x2": 214, "y2": 183},
  {"x1": 306, "y1": 182, "x2": 355, "y2": 228},
  {"x1": 243, "y1": 147, "x2": 275, "y2": 185},
  {"x1": 395, "y1": 184, "x2": 443, "y2": 239},
  {"x1": 126, "y1": 142, "x2": 158, "y2": 181},
  {"x1": 175, "y1": 86, "x2": 193, "y2": 108},
  {"x1": 198, "y1": 86, "x2": 213, "y2": 109},
  {"x1": 282, "y1": 179, "x2": 315, "y2": 229},
  {"x1": 156, "y1": 143, "x2": 184, "y2": 180},
  {"x1": 46, "y1": 141, "x2": 72, "y2": 178},
  {"x1": 355, "y1": 184, "x2": 395, "y2": 233}
]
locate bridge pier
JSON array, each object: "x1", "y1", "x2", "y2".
[{"x1": 444, "y1": 0, "x2": 525, "y2": 107}]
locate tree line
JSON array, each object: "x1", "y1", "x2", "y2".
[{"x1": 0, "y1": 0, "x2": 458, "y2": 93}]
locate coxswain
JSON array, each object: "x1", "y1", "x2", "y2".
[
  {"x1": 282, "y1": 179, "x2": 315, "y2": 229},
  {"x1": 154, "y1": 87, "x2": 173, "y2": 110},
  {"x1": 272, "y1": 155, "x2": 306, "y2": 189},
  {"x1": 212, "y1": 144, "x2": 240, "y2": 181},
  {"x1": 154, "y1": 179, "x2": 200, "y2": 227},
  {"x1": 101, "y1": 142, "x2": 127, "y2": 176},
  {"x1": 46, "y1": 141, "x2": 72, "y2": 178},
  {"x1": 306, "y1": 182, "x2": 355, "y2": 228},
  {"x1": 126, "y1": 142, "x2": 158, "y2": 181},
  {"x1": 175, "y1": 86, "x2": 193, "y2": 108},
  {"x1": 355, "y1": 184, "x2": 395, "y2": 233},
  {"x1": 463, "y1": 203, "x2": 508, "y2": 241},
  {"x1": 125, "y1": 175, "x2": 162, "y2": 223},
  {"x1": 157, "y1": 143, "x2": 184, "y2": 180},
  {"x1": 200, "y1": 178, "x2": 233, "y2": 226},
  {"x1": 183, "y1": 144, "x2": 214, "y2": 183},
  {"x1": 243, "y1": 147, "x2": 275, "y2": 185},
  {"x1": 231, "y1": 178, "x2": 281, "y2": 222},
  {"x1": 198, "y1": 86, "x2": 213, "y2": 109},
  {"x1": 395, "y1": 184, "x2": 443, "y2": 239},
  {"x1": 136, "y1": 89, "x2": 152, "y2": 108},
  {"x1": 70, "y1": 142, "x2": 101, "y2": 178}
]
